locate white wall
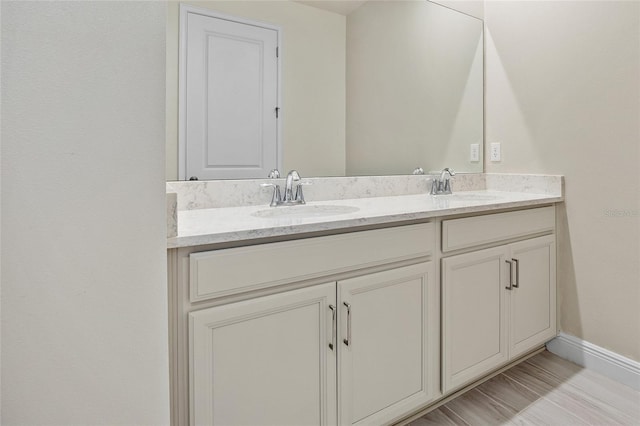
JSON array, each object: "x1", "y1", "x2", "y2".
[
  {"x1": 166, "y1": 1, "x2": 346, "y2": 179},
  {"x1": 1, "y1": 2, "x2": 170, "y2": 424},
  {"x1": 346, "y1": 0, "x2": 483, "y2": 175},
  {"x1": 485, "y1": 1, "x2": 640, "y2": 361}
]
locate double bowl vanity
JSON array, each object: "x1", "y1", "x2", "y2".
[{"x1": 167, "y1": 174, "x2": 563, "y2": 426}]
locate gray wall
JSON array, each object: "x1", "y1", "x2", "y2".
[
  {"x1": 485, "y1": 1, "x2": 640, "y2": 361},
  {"x1": 1, "y1": 1, "x2": 170, "y2": 423}
]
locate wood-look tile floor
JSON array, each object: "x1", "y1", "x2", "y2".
[{"x1": 410, "y1": 351, "x2": 640, "y2": 425}]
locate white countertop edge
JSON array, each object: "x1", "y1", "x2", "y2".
[{"x1": 167, "y1": 191, "x2": 563, "y2": 249}]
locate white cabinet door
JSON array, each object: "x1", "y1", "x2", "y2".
[
  {"x1": 338, "y1": 262, "x2": 439, "y2": 426},
  {"x1": 508, "y1": 235, "x2": 556, "y2": 359},
  {"x1": 189, "y1": 283, "x2": 337, "y2": 426},
  {"x1": 442, "y1": 236, "x2": 557, "y2": 393},
  {"x1": 181, "y1": 8, "x2": 280, "y2": 180},
  {"x1": 442, "y1": 246, "x2": 509, "y2": 393}
]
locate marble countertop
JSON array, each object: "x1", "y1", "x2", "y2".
[{"x1": 167, "y1": 190, "x2": 563, "y2": 249}]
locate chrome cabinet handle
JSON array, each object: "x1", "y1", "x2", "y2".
[
  {"x1": 505, "y1": 259, "x2": 513, "y2": 290},
  {"x1": 512, "y1": 258, "x2": 519, "y2": 288},
  {"x1": 343, "y1": 302, "x2": 352, "y2": 346},
  {"x1": 328, "y1": 304, "x2": 336, "y2": 351}
]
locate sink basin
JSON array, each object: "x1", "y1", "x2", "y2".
[{"x1": 252, "y1": 204, "x2": 360, "y2": 219}]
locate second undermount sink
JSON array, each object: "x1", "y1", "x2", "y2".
[{"x1": 252, "y1": 204, "x2": 360, "y2": 219}]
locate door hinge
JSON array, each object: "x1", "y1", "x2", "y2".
[
  {"x1": 275, "y1": 107, "x2": 280, "y2": 118},
  {"x1": 276, "y1": 46, "x2": 279, "y2": 58}
]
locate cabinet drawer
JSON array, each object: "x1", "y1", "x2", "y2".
[
  {"x1": 190, "y1": 223, "x2": 435, "y2": 302},
  {"x1": 442, "y1": 206, "x2": 555, "y2": 252}
]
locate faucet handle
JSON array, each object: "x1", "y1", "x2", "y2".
[
  {"x1": 443, "y1": 179, "x2": 453, "y2": 194},
  {"x1": 294, "y1": 184, "x2": 308, "y2": 204},
  {"x1": 430, "y1": 178, "x2": 439, "y2": 195},
  {"x1": 260, "y1": 183, "x2": 282, "y2": 207}
]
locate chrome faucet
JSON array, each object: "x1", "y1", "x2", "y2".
[
  {"x1": 431, "y1": 167, "x2": 456, "y2": 195},
  {"x1": 261, "y1": 169, "x2": 309, "y2": 207},
  {"x1": 283, "y1": 170, "x2": 301, "y2": 202}
]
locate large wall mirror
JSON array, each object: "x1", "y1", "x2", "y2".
[{"x1": 166, "y1": 0, "x2": 484, "y2": 181}]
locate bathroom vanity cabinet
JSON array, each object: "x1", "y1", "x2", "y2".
[
  {"x1": 168, "y1": 205, "x2": 558, "y2": 426},
  {"x1": 441, "y1": 207, "x2": 556, "y2": 393},
  {"x1": 170, "y1": 223, "x2": 440, "y2": 426},
  {"x1": 189, "y1": 263, "x2": 438, "y2": 426}
]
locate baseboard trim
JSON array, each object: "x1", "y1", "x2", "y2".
[{"x1": 546, "y1": 332, "x2": 640, "y2": 391}]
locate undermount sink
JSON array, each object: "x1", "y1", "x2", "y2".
[{"x1": 252, "y1": 204, "x2": 360, "y2": 219}]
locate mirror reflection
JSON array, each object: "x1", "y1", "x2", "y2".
[{"x1": 166, "y1": 0, "x2": 484, "y2": 181}]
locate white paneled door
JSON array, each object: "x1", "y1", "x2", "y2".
[{"x1": 181, "y1": 7, "x2": 280, "y2": 180}]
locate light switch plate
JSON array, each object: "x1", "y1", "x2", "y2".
[
  {"x1": 470, "y1": 144, "x2": 480, "y2": 162},
  {"x1": 490, "y1": 142, "x2": 501, "y2": 162}
]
